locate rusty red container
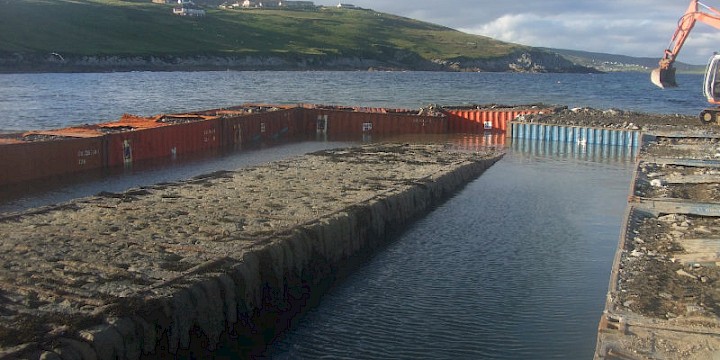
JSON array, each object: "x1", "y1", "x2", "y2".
[
  {"x1": 308, "y1": 106, "x2": 447, "y2": 139},
  {"x1": 0, "y1": 134, "x2": 106, "y2": 186},
  {"x1": 305, "y1": 108, "x2": 320, "y2": 135},
  {"x1": 261, "y1": 109, "x2": 296, "y2": 141},
  {"x1": 105, "y1": 117, "x2": 222, "y2": 167},
  {"x1": 221, "y1": 107, "x2": 302, "y2": 148}
]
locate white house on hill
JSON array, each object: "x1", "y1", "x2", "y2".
[
  {"x1": 238, "y1": 0, "x2": 315, "y2": 9},
  {"x1": 173, "y1": 7, "x2": 206, "y2": 16}
]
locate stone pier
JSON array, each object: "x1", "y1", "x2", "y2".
[{"x1": 0, "y1": 144, "x2": 502, "y2": 359}]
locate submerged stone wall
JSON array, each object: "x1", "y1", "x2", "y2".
[{"x1": 0, "y1": 144, "x2": 502, "y2": 359}]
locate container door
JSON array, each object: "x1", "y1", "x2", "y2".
[
  {"x1": 316, "y1": 115, "x2": 328, "y2": 135},
  {"x1": 122, "y1": 139, "x2": 133, "y2": 165}
]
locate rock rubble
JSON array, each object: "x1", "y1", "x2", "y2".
[
  {"x1": 515, "y1": 106, "x2": 706, "y2": 131},
  {"x1": 596, "y1": 131, "x2": 720, "y2": 359}
]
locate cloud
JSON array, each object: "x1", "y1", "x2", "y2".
[
  {"x1": 685, "y1": 31, "x2": 720, "y2": 64},
  {"x1": 458, "y1": 5, "x2": 717, "y2": 65},
  {"x1": 459, "y1": 13, "x2": 666, "y2": 57},
  {"x1": 316, "y1": 0, "x2": 717, "y2": 64}
]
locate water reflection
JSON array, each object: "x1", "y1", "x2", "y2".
[
  {"x1": 371, "y1": 133, "x2": 507, "y2": 150},
  {"x1": 383, "y1": 133, "x2": 639, "y2": 165},
  {"x1": 511, "y1": 138, "x2": 638, "y2": 164},
  {"x1": 0, "y1": 134, "x2": 639, "y2": 215},
  {"x1": 267, "y1": 144, "x2": 634, "y2": 360}
]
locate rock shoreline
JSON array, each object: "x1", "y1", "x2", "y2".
[
  {"x1": 514, "y1": 106, "x2": 704, "y2": 131},
  {"x1": 0, "y1": 143, "x2": 502, "y2": 359},
  {"x1": 0, "y1": 49, "x2": 598, "y2": 74}
]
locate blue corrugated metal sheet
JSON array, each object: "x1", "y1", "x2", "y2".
[
  {"x1": 509, "y1": 122, "x2": 640, "y2": 148},
  {"x1": 510, "y1": 137, "x2": 638, "y2": 162}
]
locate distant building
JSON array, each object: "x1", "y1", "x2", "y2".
[
  {"x1": 219, "y1": 2, "x2": 243, "y2": 9},
  {"x1": 337, "y1": 3, "x2": 356, "y2": 8},
  {"x1": 152, "y1": 0, "x2": 173, "y2": 4},
  {"x1": 238, "y1": 0, "x2": 314, "y2": 9},
  {"x1": 258, "y1": 1, "x2": 281, "y2": 7},
  {"x1": 173, "y1": 6, "x2": 206, "y2": 16}
]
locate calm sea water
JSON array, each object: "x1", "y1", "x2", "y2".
[
  {"x1": 0, "y1": 71, "x2": 706, "y2": 131},
  {"x1": 267, "y1": 145, "x2": 633, "y2": 359},
  {"x1": 0, "y1": 71, "x2": 661, "y2": 358}
]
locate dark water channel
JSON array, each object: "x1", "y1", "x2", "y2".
[{"x1": 265, "y1": 140, "x2": 634, "y2": 359}]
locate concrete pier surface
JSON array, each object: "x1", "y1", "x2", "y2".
[
  {"x1": 593, "y1": 133, "x2": 720, "y2": 358},
  {"x1": 0, "y1": 143, "x2": 502, "y2": 359}
]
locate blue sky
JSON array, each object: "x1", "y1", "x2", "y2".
[{"x1": 318, "y1": 0, "x2": 720, "y2": 65}]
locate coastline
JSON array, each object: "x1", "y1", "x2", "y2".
[{"x1": 0, "y1": 50, "x2": 602, "y2": 75}]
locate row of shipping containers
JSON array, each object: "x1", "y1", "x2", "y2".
[
  {"x1": 300, "y1": 105, "x2": 448, "y2": 139},
  {"x1": 0, "y1": 106, "x2": 303, "y2": 187},
  {"x1": 0, "y1": 104, "x2": 542, "y2": 187},
  {"x1": 443, "y1": 106, "x2": 553, "y2": 133}
]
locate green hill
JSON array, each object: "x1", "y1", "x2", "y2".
[{"x1": 0, "y1": 0, "x2": 595, "y2": 72}]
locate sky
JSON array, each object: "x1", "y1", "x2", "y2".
[{"x1": 317, "y1": 0, "x2": 720, "y2": 65}]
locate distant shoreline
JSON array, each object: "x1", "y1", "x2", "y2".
[
  {"x1": 0, "y1": 67, "x2": 606, "y2": 75},
  {"x1": 0, "y1": 51, "x2": 603, "y2": 75}
]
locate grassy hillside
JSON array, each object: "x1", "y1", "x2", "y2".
[{"x1": 0, "y1": 0, "x2": 523, "y2": 60}]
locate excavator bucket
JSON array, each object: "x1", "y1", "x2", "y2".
[{"x1": 651, "y1": 66, "x2": 677, "y2": 88}]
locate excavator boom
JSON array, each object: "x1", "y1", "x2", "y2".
[{"x1": 651, "y1": 0, "x2": 720, "y2": 88}]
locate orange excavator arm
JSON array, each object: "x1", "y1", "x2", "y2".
[{"x1": 652, "y1": 0, "x2": 720, "y2": 88}]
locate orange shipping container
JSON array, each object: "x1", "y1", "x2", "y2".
[{"x1": 443, "y1": 107, "x2": 552, "y2": 134}]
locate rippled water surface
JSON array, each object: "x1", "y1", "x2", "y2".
[
  {"x1": 0, "y1": 71, "x2": 706, "y2": 131},
  {"x1": 267, "y1": 144, "x2": 633, "y2": 359}
]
